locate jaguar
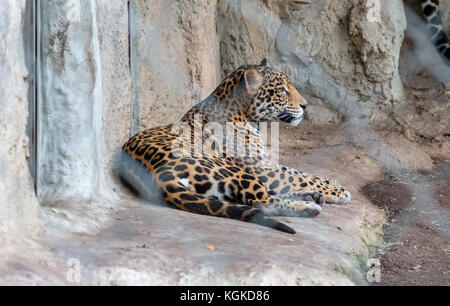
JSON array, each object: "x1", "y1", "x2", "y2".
[{"x1": 120, "y1": 59, "x2": 351, "y2": 234}]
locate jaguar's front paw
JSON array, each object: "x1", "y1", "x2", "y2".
[{"x1": 324, "y1": 188, "x2": 351, "y2": 205}]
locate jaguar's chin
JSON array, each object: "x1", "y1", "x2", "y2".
[{"x1": 277, "y1": 113, "x2": 303, "y2": 126}]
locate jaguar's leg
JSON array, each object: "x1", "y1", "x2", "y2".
[
  {"x1": 210, "y1": 168, "x2": 322, "y2": 217},
  {"x1": 164, "y1": 156, "x2": 322, "y2": 217},
  {"x1": 244, "y1": 160, "x2": 351, "y2": 205}
]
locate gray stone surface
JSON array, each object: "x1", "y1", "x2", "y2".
[
  {"x1": 0, "y1": 0, "x2": 40, "y2": 254},
  {"x1": 38, "y1": 0, "x2": 107, "y2": 202},
  {"x1": 96, "y1": 0, "x2": 132, "y2": 189},
  {"x1": 129, "y1": 0, "x2": 220, "y2": 134}
]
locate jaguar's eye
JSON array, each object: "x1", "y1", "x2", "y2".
[{"x1": 281, "y1": 87, "x2": 289, "y2": 95}]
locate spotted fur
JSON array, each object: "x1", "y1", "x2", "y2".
[
  {"x1": 419, "y1": 0, "x2": 450, "y2": 65},
  {"x1": 120, "y1": 60, "x2": 351, "y2": 234}
]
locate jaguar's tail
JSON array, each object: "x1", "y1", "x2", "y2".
[
  {"x1": 162, "y1": 182, "x2": 296, "y2": 234},
  {"x1": 420, "y1": 0, "x2": 450, "y2": 65}
]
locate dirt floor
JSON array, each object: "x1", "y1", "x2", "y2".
[{"x1": 362, "y1": 160, "x2": 450, "y2": 286}]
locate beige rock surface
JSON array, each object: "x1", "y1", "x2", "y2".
[{"x1": 130, "y1": 0, "x2": 220, "y2": 133}]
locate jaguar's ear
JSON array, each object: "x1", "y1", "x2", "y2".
[
  {"x1": 260, "y1": 58, "x2": 268, "y2": 66},
  {"x1": 244, "y1": 67, "x2": 263, "y2": 95}
]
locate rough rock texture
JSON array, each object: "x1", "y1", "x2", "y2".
[
  {"x1": 38, "y1": 0, "x2": 107, "y2": 202},
  {"x1": 96, "y1": 0, "x2": 131, "y2": 183},
  {"x1": 129, "y1": 0, "x2": 220, "y2": 134},
  {"x1": 0, "y1": 0, "x2": 40, "y2": 252},
  {"x1": 217, "y1": 0, "x2": 407, "y2": 123},
  {"x1": 96, "y1": 0, "x2": 132, "y2": 188}
]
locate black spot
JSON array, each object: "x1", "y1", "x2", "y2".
[
  {"x1": 213, "y1": 172, "x2": 224, "y2": 180},
  {"x1": 155, "y1": 166, "x2": 171, "y2": 174},
  {"x1": 256, "y1": 191, "x2": 264, "y2": 199},
  {"x1": 166, "y1": 201, "x2": 178, "y2": 209},
  {"x1": 184, "y1": 202, "x2": 209, "y2": 214},
  {"x1": 269, "y1": 180, "x2": 280, "y2": 189},
  {"x1": 444, "y1": 47, "x2": 450, "y2": 59},
  {"x1": 159, "y1": 172, "x2": 175, "y2": 182},
  {"x1": 153, "y1": 159, "x2": 168, "y2": 170},
  {"x1": 245, "y1": 192, "x2": 256, "y2": 201},
  {"x1": 258, "y1": 176, "x2": 268, "y2": 183},
  {"x1": 300, "y1": 182, "x2": 308, "y2": 188},
  {"x1": 435, "y1": 32, "x2": 447, "y2": 46},
  {"x1": 218, "y1": 182, "x2": 226, "y2": 193},
  {"x1": 195, "y1": 182, "x2": 212, "y2": 194},
  {"x1": 227, "y1": 166, "x2": 241, "y2": 173},
  {"x1": 174, "y1": 165, "x2": 187, "y2": 171},
  {"x1": 150, "y1": 152, "x2": 165, "y2": 165},
  {"x1": 128, "y1": 140, "x2": 139, "y2": 151},
  {"x1": 194, "y1": 174, "x2": 209, "y2": 182},
  {"x1": 423, "y1": 5, "x2": 436, "y2": 17},
  {"x1": 181, "y1": 158, "x2": 196, "y2": 165},
  {"x1": 180, "y1": 193, "x2": 200, "y2": 201},
  {"x1": 241, "y1": 180, "x2": 250, "y2": 189},
  {"x1": 167, "y1": 153, "x2": 179, "y2": 160},
  {"x1": 166, "y1": 185, "x2": 185, "y2": 193},
  {"x1": 219, "y1": 168, "x2": 232, "y2": 178},
  {"x1": 208, "y1": 199, "x2": 223, "y2": 212},
  {"x1": 177, "y1": 172, "x2": 189, "y2": 179},
  {"x1": 280, "y1": 186, "x2": 290, "y2": 194},
  {"x1": 242, "y1": 174, "x2": 254, "y2": 180},
  {"x1": 135, "y1": 144, "x2": 150, "y2": 156},
  {"x1": 195, "y1": 166, "x2": 204, "y2": 174}
]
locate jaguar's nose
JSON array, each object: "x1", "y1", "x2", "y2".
[{"x1": 300, "y1": 104, "x2": 307, "y2": 110}]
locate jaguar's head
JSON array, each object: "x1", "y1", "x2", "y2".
[{"x1": 243, "y1": 59, "x2": 308, "y2": 126}]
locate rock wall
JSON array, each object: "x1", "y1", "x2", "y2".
[
  {"x1": 96, "y1": 0, "x2": 132, "y2": 188},
  {"x1": 129, "y1": 0, "x2": 220, "y2": 134},
  {"x1": 0, "y1": 1, "x2": 39, "y2": 250},
  {"x1": 35, "y1": 0, "x2": 221, "y2": 207},
  {"x1": 217, "y1": 0, "x2": 407, "y2": 124}
]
